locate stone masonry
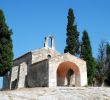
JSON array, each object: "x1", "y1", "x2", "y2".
[{"x1": 3, "y1": 35, "x2": 87, "y2": 90}]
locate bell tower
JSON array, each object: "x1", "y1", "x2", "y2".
[{"x1": 44, "y1": 35, "x2": 55, "y2": 50}]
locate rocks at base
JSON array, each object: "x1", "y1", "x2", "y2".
[{"x1": 0, "y1": 87, "x2": 110, "y2": 100}]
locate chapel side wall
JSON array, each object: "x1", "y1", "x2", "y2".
[
  {"x1": 9, "y1": 52, "x2": 32, "y2": 89},
  {"x1": 13, "y1": 52, "x2": 32, "y2": 67},
  {"x1": 17, "y1": 62, "x2": 27, "y2": 88},
  {"x1": 10, "y1": 66, "x2": 19, "y2": 89},
  {"x1": 28, "y1": 59, "x2": 49, "y2": 87}
]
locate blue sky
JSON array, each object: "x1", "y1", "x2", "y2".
[{"x1": 0, "y1": 0, "x2": 110, "y2": 88}]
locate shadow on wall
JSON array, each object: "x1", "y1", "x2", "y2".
[{"x1": 11, "y1": 79, "x2": 18, "y2": 89}]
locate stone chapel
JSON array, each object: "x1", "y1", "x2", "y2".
[{"x1": 3, "y1": 35, "x2": 87, "y2": 90}]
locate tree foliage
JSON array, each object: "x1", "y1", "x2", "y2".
[
  {"x1": 80, "y1": 30, "x2": 95, "y2": 85},
  {"x1": 95, "y1": 41, "x2": 110, "y2": 86},
  {"x1": 95, "y1": 41, "x2": 107, "y2": 86},
  {"x1": 64, "y1": 8, "x2": 79, "y2": 55},
  {"x1": 105, "y1": 43, "x2": 110, "y2": 85},
  {"x1": 0, "y1": 9, "x2": 13, "y2": 76}
]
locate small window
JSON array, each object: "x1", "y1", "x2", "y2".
[{"x1": 47, "y1": 54, "x2": 51, "y2": 59}]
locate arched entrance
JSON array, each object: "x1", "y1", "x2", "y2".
[
  {"x1": 57, "y1": 61, "x2": 80, "y2": 86},
  {"x1": 66, "y1": 69, "x2": 75, "y2": 86}
]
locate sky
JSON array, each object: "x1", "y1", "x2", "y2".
[{"x1": 0, "y1": 0, "x2": 110, "y2": 88}]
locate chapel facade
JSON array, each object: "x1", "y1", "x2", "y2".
[{"x1": 3, "y1": 35, "x2": 87, "y2": 90}]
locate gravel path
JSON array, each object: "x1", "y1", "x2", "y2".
[{"x1": 0, "y1": 87, "x2": 110, "y2": 100}]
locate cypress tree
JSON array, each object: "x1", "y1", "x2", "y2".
[
  {"x1": 0, "y1": 9, "x2": 13, "y2": 76},
  {"x1": 105, "y1": 43, "x2": 110, "y2": 85},
  {"x1": 106, "y1": 43, "x2": 110, "y2": 57},
  {"x1": 64, "y1": 8, "x2": 79, "y2": 55},
  {"x1": 80, "y1": 30, "x2": 95, "y2": 85}
]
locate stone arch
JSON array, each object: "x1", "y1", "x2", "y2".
[{"x1": 57, "y1": 61, "x2": 81, "y2": 86}]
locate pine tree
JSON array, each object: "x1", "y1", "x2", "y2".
[
  {"x1": 0, "y1": 9, "x2": 13, "y2": 76},
  {"x1": 80, "y1": 30, "x2": 95, "y2": 85},
  {"x1": 64, "y1": 8, "x2": 79, "y2": 55}
]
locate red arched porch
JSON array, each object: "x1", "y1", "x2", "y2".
[{"x1": 57, "y1": 61, "x2": 80, "y2": 86}]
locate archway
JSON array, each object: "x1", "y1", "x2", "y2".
[
  {"x1": 66, "y1": 69, "x2": 75, "y2": 86},
  {"x1": 57, "y1": 61, "x2": 80, "y2": 86}
]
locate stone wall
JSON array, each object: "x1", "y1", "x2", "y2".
[
  {"x1": 13, "y1": 52, "x2": 32, "y2": 67},
  {"x1": 3, "y1": 47, "x2": 87, "y2": 90},
  {"x1": 28, "y1": 59, "x2": 49, "y2": 87},
  {"x1": 32, "y1": 48, "x2": 60, "y2": 64},
  {"x1": 48, "y1": 53, "x2": 87, "y2": 87},
  {"x1": 10, "y1": 66, "x2": 19, "y2": 89},
  {"x1": 17, "y1": 62, "x2": 27, "y2": 88},
  {"x1": 62, "y1": 53, "x2": 87, "y2": 86},
  {"x1": 9, "y1": 52, "x2": 32, "y2": 89},
  {"x1": 49, "y1": 55, "x2": 63, "y2": 87}
]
